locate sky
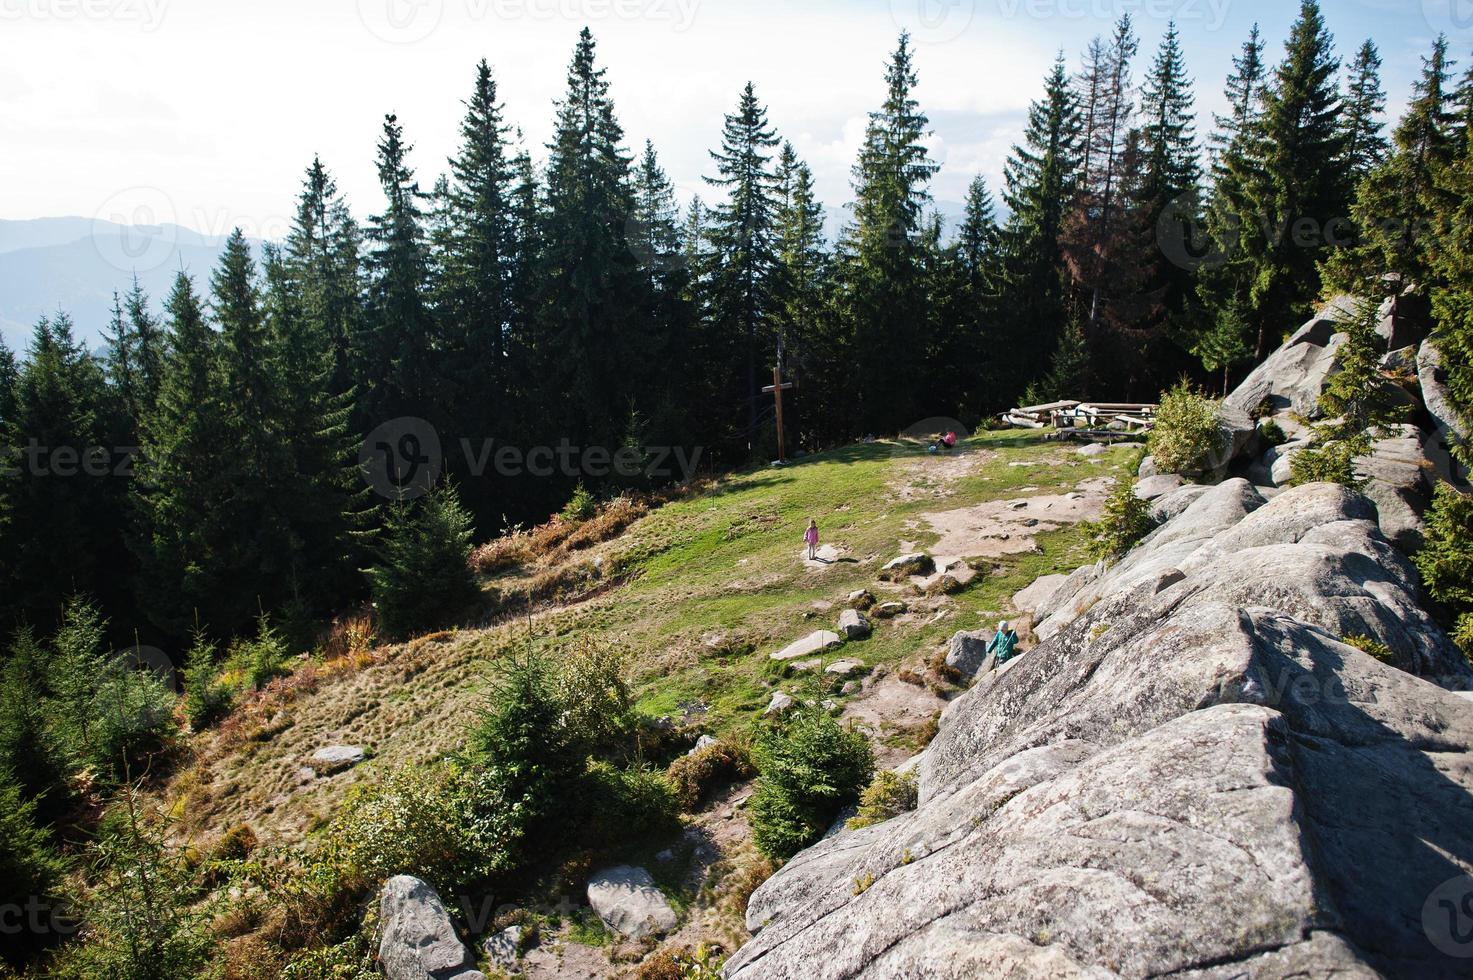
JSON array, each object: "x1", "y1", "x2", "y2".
[{"x1": 1, "y1": 0, "x2": 1465, "y2": 237}]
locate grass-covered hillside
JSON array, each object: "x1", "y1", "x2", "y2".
[{"x1": 175, "y1": 430, "x2": 1126, "y2": 846}]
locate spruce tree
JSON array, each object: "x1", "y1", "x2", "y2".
[
  {"x1": 133, "y1": 273, "x2": 238, "y2": 636},
  {"x1": 285, "y1": 156, "x2": 363, "y2": 400},
  {"x1": 1229, "y1": 0, "x2": 1348, "y2": 359},
  {"x1": 773, "y1": 143, "x2": 828, "y2": 356},
  {"x1": 1002, "y1": 54, "x2": 1083, "y2": 393},
  {"x1": 1, "y1": 314, "x2": 125, "y2": 631},
  {"x1": 705, "y1": 82, "x2": 781, "y2": 450},
  {"x1": 1328, "y1": 35, "x2": 1457, "y2": 298},
  {"x1": 1341, "y1": 40, "x2": 1389, "y2": 182},
  {"x1": 124, "y1": 277, "x2": 165, "y2": 415},
  {"x1": 104, "y1": 292, "x2": 139, "y2": 428},
  {"x1": 941, "y1": 175, "x2": 1003, "y2": 412},
  {"x1": 838, "y1": 32, "x2": 939, "y2": 431},
  {"x1": 363, "y1": 113, "x2": 435, "y2": 427},
  {"x1": 0, "y1": 335, "x2": 15, "y2": 426},
  {"x1": 363, "y1": 480, "x2": 477, "y2": 639},
  {"x1": 441, "y1": 59, "x2": 517, "y2": 501},
  {"x1": 538, "y1": 28, "x2": 643, "y2": 455}
]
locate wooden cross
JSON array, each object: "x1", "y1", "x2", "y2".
[{"x1": 762, "y1": 364, "x2": 796, "y2": 463}]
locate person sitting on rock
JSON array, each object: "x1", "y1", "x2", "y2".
[{"x1": 988, "y1": 621, "x2": 1020, "y2": 665}]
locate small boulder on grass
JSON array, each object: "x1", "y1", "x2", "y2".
[
  {"x1": 879, "y1": 553, "x2": 934, "y2": 582},
  {"x1": 872, "y1": 601, "x2": 908, "y2": 619},
  {"x1": 586, "y1": 866, "x2": 678, "y2": 939},
  {"x1": 307, "y1": 745, "x2": 365, "y2": 775},
  {"x1": 847, "y1": 589, "x2": 876, "y2": 610},
  {"x1": 837, "y1": 608, "x2": 871, "y2": 640}
]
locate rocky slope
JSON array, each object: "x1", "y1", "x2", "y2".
[{"x1": 724, "y1": 477, "x2": 1473, "y2": 978}]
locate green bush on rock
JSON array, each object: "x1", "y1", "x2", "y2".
[{"x1": 750, "y1": 711, "x2": 874, "y2": 860}]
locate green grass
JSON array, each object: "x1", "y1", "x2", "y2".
[{"x1": 512, "y1": 430, "x2": 1136, "y2": 736}]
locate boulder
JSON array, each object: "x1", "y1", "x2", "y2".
[
  {"x1": 944, "y1": 630, "x2": 995, "y2": 679},
  {"x1": 1208, "y1": 402, "x2": 1258, "y2": 472},
  {"x1": 1011, "y1": 573, "x2": 1068, "y2": 617},
  {"x1": 1418, "y1": 340, "x2": 1471, "y2": 485},
  {"x1": 1076, "y1": 443, "x2": 1109, "y2": 458},
  {"x1": 872, "y1": 601, "x2": 908, "y2": 619},
  {"x1": 880, "y1": 553, "x2": 934, "y2": 582},
  {"x1": 586, "y1": 866, "x2": 678, "y2": 939},
  {"x1": 1137, "y1": 454, "x2": 1159, "y2": 479},
  {"x1": 837, "y1": 609, "x2": 871, "y2": 641},
  {"x1": 1132, "y1": 473, "x2": 1184, "y2": 501},
  {"x1": 308, "y1": 745, "x2": 365, "y2": 775},
  {"x1": 1377, "y1": 311, "x2": 1427, "y2": 352},
  {"x1": 377, "y1": 876, "x2": 485, "y2": 980},
  {"x1": 1263, "y1": 437, "x2": 1312, "y2": 487},
  {"x1": 915, "y1": 561, "x2": 976, "y2": 595},
  {"x1": 688, "y1": 734, "x2": 717, "y2": 756},
  {"x1": 1147, "y1": 483, "x2": 1210, "y2": 524},
  {"x1": 846, "y1": 589, "x2": 875, "y2": 611},
  {"x1": 1380, "y1": 344, "x2": 1419, "y2": 376},
  {"x1": 725, "y1": 481, "x2": 1473, "y2": 979},
  {"x1": 825, "y1": 659, "x2": 864, "y2": 677},
  {"x1": 482, "y1": 926, "x2": 523, "y2": 971},
  {"x1": 770, "y1": 630, "x2": 843, "y2": 662},
  {"x1": 763, "y1": 691, "x2": 797, "y2": 717},
  {"x1": 1355, "y1": 424, "x2": 1433, "y2": 551},
  {"x1": 1226, "y1": 324, "x2": 1345, "y2": 419}
]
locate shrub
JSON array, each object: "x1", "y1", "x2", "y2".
[
  {"x1": 665, "y1": 739, "x2": 756, "y2": 811},
  {"x1": 1341, "y1": 634, "x2": 1395, "y2": 663},
  {"x1": 183, "y1": 632, "x2": 234, "y2": 730},
  {"x1": 750, "y1": 711, "x2": 874, "y2": 860},
  {"x1": 45, "y1": 599, "x2": 176, "y2": 782},
  {"x1": 1084, "y1": 474, "x2": 1157, "y2": 563},
  {"x1": 1148, "y1": 382, "x2": 1225, "y2": 474},
  {"x1": 223, "y1": 615, "x2": 293, "y2": 692},
  {"x1": 328, "y1": 762, "x2": 519, "y2": 892},
  {"x1": 846, "y1": 770, "x2": 919, "y2": 830},
  {"x1": 561, "y1": 482, "x2": 598, "y2": 523},
  {"x1": 364, "y1": 481, "x2": 478, "y2": 639},
  {"x1": 0, "y1": 629, "x2": 72, "y2": 822},
  {"x1": 554, "y1": 643, "x2": 636, "y2": 758},
  {"x1": 578, "y1": 762, "x2": 682, "y2": 849},
  {"x1": 1258, "y1": 417, "x2": 1288, "y2": 447},
  {"x1": 0, "y1": 768, "x2": 69, "y2": 966},
  {"x1": 1290, "y1": 439, "x2": 1363, "y2": 489},
  {"x1": 1414, "y1": 484, "x2": 1473, "y2": 661}
]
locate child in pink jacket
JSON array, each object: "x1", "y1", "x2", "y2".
[{"x1": 804, "y1": 519, "x2": 819, "y2": 560}]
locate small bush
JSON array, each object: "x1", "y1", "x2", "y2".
[
  {"x1": 1148, "y1": 382, "x2": 1225, "y2": 475},
  {"x1": 750, "y1": 711, "x2": 874, "y2": 860},
  {"x1": 846, "y1": 770, "x2": 919, "y2": 830},
  {"x1": 328, "y1": 762, "x2": 519, "y2": 892},
  {"x1": 1290, "y1": 439, "x2": 1363, "y2": 489},
  {"x1": 666, "y1": 739, "x2": 756, "y2": 811},
  {"x1": 1258, "y1": 417, "x2": 1288, "y2": 447},
  {"x1": 1341, "y1": 634, "x2": 1395, "y2": 663},
  {"x1": 183, "y1": 632, "x2": 234, "y2": 730},
  {"x1": 578, "y1": 762, "x2": 682, "y2": 849},
  {"x1": 561, "y1": 482, "x2": 598, "y2": 523},
  {"x1": 1085, "y1": 474, "x2": 1157, "y2": 563},
  {"x1": 223, "y1": 615, "x2": 293, "y2": 692},
  {"x1": 1414, "y1": 484, "x2": 1473, "y2": 661}
]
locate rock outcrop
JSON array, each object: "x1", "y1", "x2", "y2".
[
  {"x1": 377, "y1": 876, "x2": 485, "y2": 980},
  {"x1": 725, "y1": 482, "x2": 1473, "y2": 979}
]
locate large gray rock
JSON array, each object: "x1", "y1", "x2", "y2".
[
  {"x1": 377, "y1": 876, "x2": 485, "y2": 980},
  {"x1": 1132, "y1": 473, "x2": 1183, "y2": 501},
  {"x1": 1147, "y1": 483, "x2": 1210, "y2": 524},
  {"x1": 725, "y1": 481, "x2": 1473, "y2": 979},
  {"x1": 1226, "y1": 327, "x2": 1345, "y2": 420},
  {"x1": 1355, "y1": 423, "x2": 1433, "y2": 551},
  {"x1": 837, "y1": 609, "x2": 871, "y2": 640},
  {"x1": 943, "y1": 629, "x2": 995, "y2": 678},
  {"x1": 586, "y1": 865, "x2": 678, "y2": 939},
  {"x1": 771, "y1": 630, "x2": 843, "y2": 661},
  {"x1": 1208, "y1": 402, "x2": 1258, "y2": 472},
  {"x1": 1012, "y1": 573, "x2": 1068, "y2": 616},
  {"x1": 1037, "y1": 481, "x2": 1468, "y2": 684},
  {"x1": 1419, "y1": 339, "x2": 1471, "y2": 485}
]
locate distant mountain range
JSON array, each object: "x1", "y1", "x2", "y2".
[{"x1": 0, "y1": 218, "x2": 263, "y2": 353}]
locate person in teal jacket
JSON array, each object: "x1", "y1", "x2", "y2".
[{"x1": 988, "y1": 621, "x2": 1020, "y2": 665}]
